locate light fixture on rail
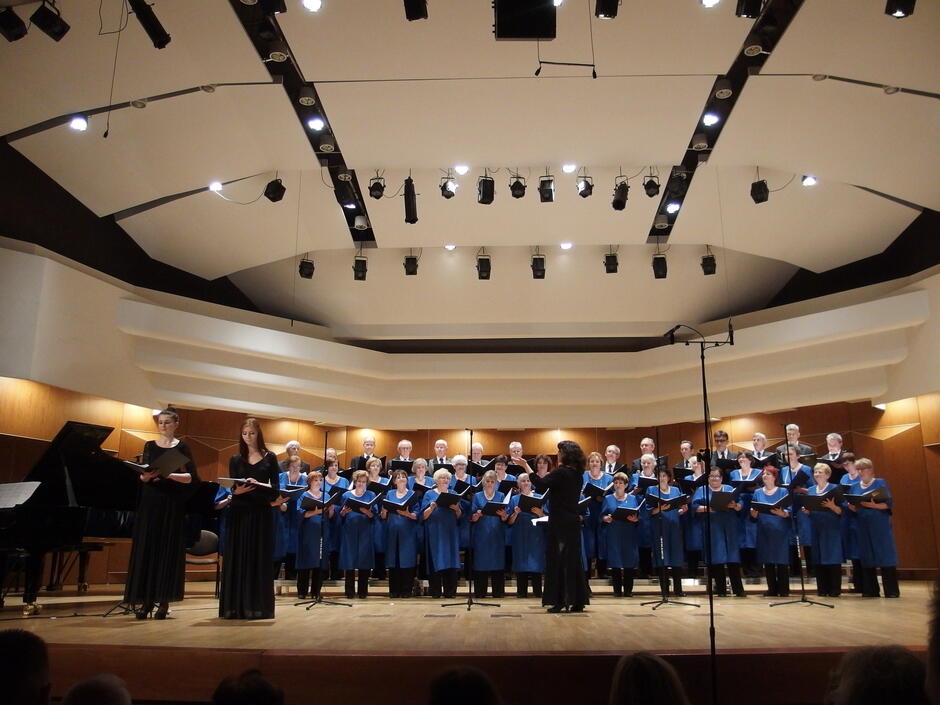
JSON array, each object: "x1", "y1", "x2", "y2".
[
  {"x1": 368, "y1": 174, "x2": 386, "y2": 199},
  {"x1": 665, "y1": 201, "x2": 681, "y2": 214},
  {"x1": 885, "y1": 1, "x2": 914, "y2": 17},
  {"x1": 643, "y1": 172, "x2": 660, "y2": 198},
  {"x1": 128, "y1": 0, "x2": 171, "y2": 49},
  {"x1": 404, "y1": 0, "x2": 428, "y2": 20},
  {"x1": 652, "y1": 252, "x2": 667, "y2": 279},
  {"x1": 403, "y1": 251, "x2": 419, "y2": 276},
  {"x1": 266, "y1": 40, "x2": 289, "y2": 62},
  {"x1": 801, "y1": 174, "x2": 818, "y2": 187},
  {"x1": 353, "y1": 251, "x2": 368, "y2": 281},
  {"x1": 30, "y1": 1, "x2": 70, "y2": 42},
  {"x1": 531, "y1": 252, "x2": 546, "y2": 279},
  {"x1": 701, "y1": 247, "x2": 717, "y2": 276},
  {"x1": 476, "y1": 251, "x2": 491, "y2": 280},
  {"x1": 404, "y1": 175, "x2": 418, "y2": 224},
  {"x1": 302, "y1": 0, "x2": 323, "y2": 11},
  {"x1": 751, "y1": 169, "x2": 769, "y2": 204},
  {"x1": 509, "y1": 175, "x2": 527, "y2": 199},
  {"x1": 611, "y1": 176, "x2": 629, "y2": 211},
  {"x1": 702, "y1": 112, "x2": 720, "y2": 127},
  {"x1": 653, "y1": 214, "x2": 669, "y2": 230},
  {"x1": 298, "y1": 258, "x2": 315, "y2": 279},
  {"x1": 713, "y1": 77, "x2": 733, "y2": 99},
  {"x1": 604, "y1": 250, "x2": 618, "y2": 274},
  {"x1": 477, "y1": 172, "x2": 495, "y2": 204},
  {"x1": 264, "y1": 178, "x2": 286, "y2": 202},
  {"x1": 68, "y1": 114, "x2": 89, "y2": 132},
  {"x1": 298, "y1": 85, "x2": 316, "y2": 106},
  {"x1": 440, "y1": 171, "x2": 458, "y2": 200},
  {"x1": 259, "y1": 0, "x2": 287, "y2": 13},
  {"x1": 735, "y1": 0, "x2": 762, "y2": 18},
  {"x1": 538, "y1": 174, "x2": 555, "y2": 203},
  {"x1": 577, "y1": 173, "x2": 594, "y2": 198},
  {"x1": 743, "y1": 32, "x2": 766, "y2": 57},
  {"x1": 318, "y1": 134, "x2": 335, "y2": 153},
  {"x1": 691, "y1": 133, "x2": 709, "y2": 151},
  {"x1": 595, "y1": 0, "x2": 619, "y2": 18},
  {"x1": 307, "y1": 116, "x2": 325, "y2": 131},
  {"x1": 0, "y1": 8, "x2": 27, "y2": 42}
]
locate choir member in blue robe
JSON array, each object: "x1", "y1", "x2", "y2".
[
  {"x1": 274, "y1": 454, "x2": 307, "y2": 583},
  {"x1": 750, "y1": 466, "x2": 791, "y2": 597},
  {"x1": 366, "y1": 457, "x2": 391, "y2": 580},
  {"x1": 731, "y1": 453, "x2": 763, "y2": 578},
  {"x1": 838, "y1": 453, "x2": 862, "y2": 592},
  {"x1": 422, "y1": 468, "x2": 462, "y2": 598},
  {"x1": 339, "y1": 470, "x2": 376, "y2": 599},
  {"x1": 470, "y1": 470, "x2": 509, "y2": 598},
  {"x1": 296, "y1": 471, "x2": 333, "y2": 600},
  {"x1": 682, "y1": 458, "x2": 707, "y2": 578},
  {"x1": 583, "y1": 452, "x2": 611, "y2": 580},
  {"x1": 492, "y1": 456, "x2": 517, "y2": 571},
  {"x1": 848, "y1": 458, "x2": 899, "y2": 598},
  {"x1": 803, "y1": 463, "x2": 845, "y2": 597},
  {"x1": 693, "y1": 468, "x2": 745, "y2": 597},
  {"x1": 600, "y1": 472, "x2": 641, "y2": 597},
  {"x1": 381, "y1": 469, "x2": 419, "y2": 598},
  {"x1": 631, "y1": 455, "x2": 659, "y2": 578},
  {"x1": 410, "y1": 457, "x2": 435, "y2": 594},
  {"x1": 449, "y1": 457, "x2": 475, "y2": 579},
  {"x1": 507, "y1": 473, "x2": 546, "y2": 598},
  {"x1": 646, "y1": 467, "x2": 689, "y2": 597},
  {"x1": 783, "y1": 445, "x2": 815, "y2": 574},
  {"x1": 322, "y1": 460, "x2": 350, "y2": 580}
]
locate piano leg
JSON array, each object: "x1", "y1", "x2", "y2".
[
  {"x1": 47, "y1": 550, "x2": 65, "y2": 591},
  {"x1": 78, "y1": 549, "x2": 91, "y2": 592},
  {"x1": 23, "y1": 551, "x2": 45, "y2": 615}
]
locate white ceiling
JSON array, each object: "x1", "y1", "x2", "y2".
[{"x1": 2, "y1": 0, "x2": 937, "y2": 339}]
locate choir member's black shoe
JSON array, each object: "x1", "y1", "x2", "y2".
[
  {"x1": 154, "y1": 604, "x2": 168, "y2": 620},
  {"x1": 762, "y1": 591, "x2": 777, "y2": 597},
  {"x1": 135, "y1": 603, "x2": 153, "y2": 620},
  {"x1": 569, "y1": 605, "x2": 585, "y2": 613},
  {"x1": 674, "y1": 591, "x2": 687, "y2": 597},
  {"x1": 623, "y1": 593, "x2": 633, "y2": 598},
  {"x1": 612, "y1": 591, "x2": 623, "y2": 598},
  {"x1": 443, "y1": 593, "x2": 456, "y2": 599},
  {"x1": 546, "y1": 605, "x2": 564, "y2": 613},
  {"x1": 297, "y1": 594, "x2": 307, "y2": 600},
  {"x1": 389, "y1": 593, "x2": 400, "y2": 599},
  {"x1": 885, "y1": 593, "x2": 900, "y2": 598},
  {"x1": 734, "y1": 592, "x2": 747, "y2": 598}
]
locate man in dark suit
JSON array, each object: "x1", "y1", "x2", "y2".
[
  {"x1": 822, "y1": 433, "x2": 844, "y2": 461},
  {"x1": 604, "y1": 444, "x2": 625, "y2": 474},
  {"x1": 351, "y1": 436, "x2": 377, "y2": 470},
  {"x1": 710, "y1": 430, "x2": 739, "y2": 469},
  {"x1": 676, "y1": 440, "x2": 696, "y2": 472},
  {"x1": 431, "y1": 438, "x2": 450, "y2": 467},
  {"x1": 630, "y1": 437, "x2": 656, "y2": 472},
  {"x1": 775, "y1": 424, "x2": 813, "y2": 459}
]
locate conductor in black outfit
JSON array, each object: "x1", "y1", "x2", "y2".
[{"x1": 530, "y1": 440, "x2": 589, "y2": 613}]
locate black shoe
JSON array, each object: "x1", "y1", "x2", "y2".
[
  {"x1": 546, "y1": 605, "x2": 564, "y2": 613},
  {"x1": 569, "y1": 605, "x2": 585, "y2": 613},
  {"x1": 885, "y1": 593, "x2": 900, "y2": 598},
  {"x1": 674, "y1": 591, "x2": 687, "y2": 597},
  {"x1": 734, "y1": 592, "x2": 747, "y2": 598},
  {"x1": 623, "y1": 592, "x2": 633, "y2": 598},
  {"x1": 389, "y1": 593, "x2": 400, "y2": 599},
  {"x1": 135, "y1": 603, "x2": 153, "y2": 620},
  {"x1": 762, "y1": 591, "x2": 777, "y2": 597},
  {"x1": 154, "y1": 604, "x2": 168, "y2": 620},
  {"x1": 613, "y1": 591, "x2": 623, "y2": 598}
]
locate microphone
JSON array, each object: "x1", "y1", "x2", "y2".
[
  {"x1": 728, "y1": 318, "x2": 734, "y2": 346},
  {"x1": 664, "y1": 324, "x2": 681, "y2": 345}
]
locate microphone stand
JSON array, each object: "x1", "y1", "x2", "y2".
[
  {"x1": 641, "y1": 485, "x2": 698, "y2": 610},
  {"x1": 770, "y1": 427, "x2": 832, "y2": 610},
  {"x1": 294, "y1": 497, "x2": 351, "y2": 610}
]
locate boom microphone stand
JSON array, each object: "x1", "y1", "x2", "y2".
[{"x1": 641, "y1": 487, "x2": 698, "y2": 610}]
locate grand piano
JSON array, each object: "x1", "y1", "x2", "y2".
[{"x1": 0, "y1": 421, "x2": 217, "y2": 615}]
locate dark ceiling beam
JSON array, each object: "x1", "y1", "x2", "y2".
[{"x1": 226, "y1": 0, "x2": 376, "y2": 247}]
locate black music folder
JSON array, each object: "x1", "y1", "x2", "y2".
[
  {"x1": 123, "y1": 446, "x2": 190, "y2": 477},
  {"x1": 751, "y1": 494, "x2": 792, "y2": 514},
  {"x1": 631, "y1": 476, "x2": 658, "y2": 495},
  {"x1": 708, "y1": 490, "x2": 739, "y2": 511},
  {"x1": 482, "y1": 495, "x2": 511, "y2": 516},
  {"x1": 655, "y1": 494, "x2": 689, "y2": 511},
  {"x1": 582, "y1": 480, "x2": 613, "y2": 499},
  {"x1": 677, "y1": 474, "x2": 707, "y2": 495},
  {"x1": 300, "y1": 492, "x2": 340, "y2": 511},
  {"x1": 434, "y1": 490, "x2": 465, "y2": 508},
  {"x1": 844, "y1": 488, "x2": 891, "y2": 506},
  {"x1": 751, "y1": 453, "x2": 780, "y2": 468},
  {"x1": 410, "y1": 480, "x2": 434, "y2": 497},
  {"x1": 784, "y1": 471, "x2": 810, "y2": 491},
  {"x1": 389, "y1": 460, "x2": 415, "y2": 473},
  {"x1": 467, "y1": 461, "x2": 489, "y2": 477},
  {"x1": 802, "y1": 488, "x2": 845, "y2": 512},
  {"x1": 612, "y1": 500, "x2": 644, "y2": 521},
  {"x1": 343, "y1": 495, "x2": 379, "y2": 512},
  {"x1": 497, "y1": 478, "x2": 518, "y2": 496},
  {"x1": 713, "y1": 457, "x2": 738, "y2": 472},
  {"x1": 518, "y1": 492, "x2": 548, "y2": 513},
  {"x1": 731, "y1": 477, "x2": 761, "y2": 493},
  {"x1": 453, "y1": 478, "x2": 481, "y2": 496},
  {"x1": 382, "y1": 496, "x2": 416, "y2": 514},
  {"x1": 367, "y1": 479, "x2": 391, "y2": 495}
]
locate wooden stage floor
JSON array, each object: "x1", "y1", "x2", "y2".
[{"x1": 3, "y1": 580, "x2": 931, "y2": 705}]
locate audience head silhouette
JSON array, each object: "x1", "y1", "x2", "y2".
[
  {"x1": 212, "y1": 670, "x2": 284, "y2": 705},
  {"x1": 61, "y1": 674, "x2": 131, "y2": 705},
  {"x1": 826, "y1": 645, "x2": 928, "y2": 705},
  {"x1": 428, "y1": 666, "x2": 501, "y2": 705},
  {"x1": 609, "y1": 651, "x2": 690, "y2": 705},
  {"x1": 0, "y1": 629, "x2": 51, "y2": 705}
]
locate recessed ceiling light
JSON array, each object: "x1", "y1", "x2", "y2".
[
  {"x1": 307, "y1": 117, "x2": 325, "y2": 131},
  {"x1": 68, "y1": 115, "x2": 88, "y2": 131},
  {"x1": 702, "y1": 112, "x2": 720, "y2": 126},
  {"x1": 444, "y1": 244, "x2": 457, "y2": 251},
  {"x1": 454, "y1": 164, "x2": 470, "y2": 175},
  {"x1": 553, "y1": 0, "x2": 564, "y2": 5},
  {"x1": 801, "y1": 174, "x2": 818, "y2": 187},
  {"x1": 344, "y1": 202, "x2": 357, "y2": 209},
  {"x1": 208, "y1": 181, "x2": 223, "y2": 192},
  {"x1": 562, "y1": 163, "x2": 577, "y2": 174},
  {"x1": 302, "y1": 0, "x2": 322, "y2": 10},
  {"x1": 560, "y1": 242, "x2": 573, "y2": 250},
  {"x1": 701, "y1": 0, "x2": 721, "y2": 7},
  {"x1": 665, "y1": 202, "x2": 680, "y2": 214}
]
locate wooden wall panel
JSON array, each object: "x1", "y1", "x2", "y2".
[
  {"x1": 924, "y1": 447, "x2": 940, "y2": 572},
  {"x1": 883, "y1": 426, "x2": 938, "y2": 570},
  {"x1": 176, "y1": 408, "x2": 242, "y2": 441},
  {"x1": 919, "y1": 392, "x2": 940, "y2": 446}
]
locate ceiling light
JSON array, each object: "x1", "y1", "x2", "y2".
[
  {"x1": 307, "y1": 116, "x2": 325, "y2": 131},
  {"x1": 812, "y1": 74, "x2": 828, "y2": 82},
  {"x1": 702, "y1": 112, "x2": 720, "y2": 127},
  {"x1": 441, "y1": 177, "x2": 458, "y2": 199},
  {"x1": 665, "y1": 201, "x2": 680, "y2": 214},
  {"x1": 354, "y1": 215, "x2": 369, "y2": 230},
  {"x1": 577, "y1": 177, "x2": 594, "y2": 198},
  {"x1": 885, "y1": 1, "x2": 915, "y2": 18},
  {"x1": 30, "y1": 2, "x2": 70, "y2": 42},
  {"x1": 404, "y1": 0, "x2": 428, "y2": 20},
  {"x1": 68, "y1": 115, "x2": 88, "y2": 131},
  {"x1": 713, "y1": 78, "x2": 733, "y2": 99},
  {"x1": 595, "y1": 0, "x2": 618, "y2": 18},
  {"x1": 404, "y1": 176, "x2": 418, "y2": 224},
  {"x1": 604, "y1": 253, "x2": 618, "y2": 274},
  {"x1": 318, "y1": 134, "x2": 335, "y2": 152},
  {"x1": 343, "y1": 202, "x2": 356, "y2": 210},
  {"x1": 652, "y1": 254, "x2": 667, "y2": 279},
  {"x1": 531, "y1": 254, "x2": 546, "y2": 279},
  {"x1": 750, "y1": 179, "x2": 769, "y2": 204},
  {"x1": 264, "y1": 178, "x2": 286, "y2": 202},
  {"x1": 701, "y1": 253, "x2": 717, "y2": 275},
  {"x1": 444, "y1": 244, "x2": 457, "y2": 251},
  {"x1": 874, "y1": 402, "x2": 887, "y2": 410},
  {"x1": 128, "y1": 0, "x2": 171, "y2": 49},
  {"x1": 454, "y1": 164, "x2": 470, "y2": 175},
  {"x1": 267, "y1": 40, "x2": 290, "y2": 62},
  {"x1": 539, "y1": 176, "x2": 555, "y2": 203},
  {"x1": 743, "y1": 33, "x2": 765, "y2": 57},
  {"x1": 735, "y1": 0, "x2": 762, "y2": 18},
  {"x1": 510, "y1": 177, "x2": 527, "y2": 199},
  {"x1": 560, "y1": 242, "x2": 573, "y2": 250},
  {"x1": 208, "y1": 181, "x2": 223, "y2": 192},
  {"x1": 643, "y1": 177, "x2": 660, "y2": 198},
  {"x1": 801, "y1": 174, "x2": 818, "y2": 187},
  {"x1": 403, "y1": 254, "x2": 419, "y2": 275},
  {"x1": 353, "y1": 255, "x2": 368, "y2": 281},
  {"x1": 691, "y1": 133, "x2": 709, "y2": 150},
  {"x1": 477, "y1": 175, "x2": 495, "y2": 204},
  {"x1": 302, "y1": 0, "x2": 323, "y2": 10},
  {"x1": 298, "y1": 258, "x2": 315, "y2": 279},
  {"x1": 130, "y1": 98, "x2": 148, "y2": 109},
  {"x1": 553, "y1": 0, "x2": 564, "y2": 6},
  {"x1": 611, "y1": 181, "x2": 629, "y2": 211},
  {"x1": 476, "y1": 254, "x2": 491, "y2": 280},
  {"x1": 337, "y1": 170, "x2": 352, "y2": 182},
  {"x1": 883, "y1": 85, "x2": 900, "y2": 94},
  {"x1": 298, "y1": 85, "x2": 316, "y2": 106},
  {"x1": 701, "y1": 0, "x2": 721, "y2": 7},
  {"x1": 368, "y1": 177, "x2": 385, "y2": 199},
  {"x1": 0, "y1": 8, "x2": 27, "y2": 42},
  {"x1": 562, "y1": 163, "x2": 577, "y2": 174},
  {"x1": 654, "y1": 214, "x2": 670, "y2": 229}
]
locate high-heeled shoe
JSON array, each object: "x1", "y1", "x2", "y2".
[
  {"x1": 135, "y1": 604, "x2": 153, "y2": 620},
  {"x1": 153, "y1": 603, "x2": 169, "y2": 620},
  {"x1": 546, "y1": 605, "x2": 564, "y2": 613}
]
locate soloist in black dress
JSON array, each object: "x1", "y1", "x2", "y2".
[
  {"x1": 124, "y1": 440, "x2": 199, "y2": 607},
  {"x1": 219, "y1": 452, "x2": 279, "y2": 619}
]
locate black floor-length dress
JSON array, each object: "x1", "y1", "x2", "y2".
[
  {"x1": 124, "y1": 440, "x2": 199, "y2": 606},
  {"x1": 219, "y1": 452, "x2": 280, "y2": 619}
]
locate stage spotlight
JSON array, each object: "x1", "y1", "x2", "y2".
[
  {"x1": 208, "y1": 181, "x2": 223, "y2": 192},
  {"x1": 510, "y1": 177, "x2": 527, "y2": 199},
  {"x1": 404, "y1": 177, "x2": 418, "y2": 224},
  {"x1": 0, "y1": 8, "x2": 27, "y2": 42},
  {"x1": 298, "y1": 258, "x2": 315, "y2": 279},
  {"x1": 30, "y1": 2, "x2": 70, "y2": 42},
  {"x1": 743, "y1": 32, "x2": 765, "y2": 57},
  {"x1": 801, "y1": 174, "x2": 818, "y2": 187},
  {"x1": 302, "y1": 0, "x2": 323, "y2": 11},
  {"x1": 714, "y1": 77, "x2": 733, "y2": 99},
  {"x1": 444, "y1": 244, "x2": 457, "y2": 251},
  {"x1": 68, "y1": 115, "x2": 89, "y2": 131},
  {"x1": 701, "y1": 252, "x2": 717, "y2": 276},
  {"x1": 264, "y1": 178, "x2": 286, "y2": 202},
  {"x1": 750, "y1": 179, "x2": 769, "y2": 204},
  {"x1": 538, "y1": 176, "x2": 555, "y2": 203},
  {"x1": 128, "y1": 0, "x2": 171, "y2": 49},
  {"x1": 354, "y1": 215, "x2": 369, "y2": 230},
  {"x1": 595, "y1": 0, "x2": 618, "y2": 18},
  {"x1": 403, "y1": 254, "x2": 419, "y2": 275},
  {"x1": 353, "y1": 255, "x2": 368, "y2": 281},
  {"x1": 654, "y1": 214, "x2": 669, "y2": 230},
  {"x1": 307, "y1": 116, "x2": 325, "y2": 131},
  {"x1": 298, "y1": 85, "x2": 316, "y2": 106},
  {"x1": 652, "y1": 254, "x2": 667, "y2": 279},
  {"x1": 369, "y1": 176, "x2": 386, "y2": 199},
  {"x1": 454, "y1": 164, "x2": 470, "y2": 175},
  {"x1": 702, "y1": 112, "x2": 720, "y2": 127},
  {"x1": 665, "y1": 202, "x2": 681, "y2": 214},
  {"x1": 701, "y1": 0, "x2": 721, "y2": 7},
  {"x1": 691, "y1": 133, "x2": 709, "y2": 151},
  {"x1": 735, "y1": 0, "x2": 762, "y2": 18},
  {"x1": 643, "y1": 177, "x2": 660, "y2": 198},
  {"x1": 404, "y1": 0, "x2": 428, "y2": 20},
  {"x1": 441, "y1": 177, "x2": 458, "y2": 199},
  {"x1": 604, "y1": 253, "x2": 618, "y2": 274},
  {"x1": 562, "y1": 163, "x2": 577, "y2": 174},
  {"x1": 577, "y1": 177, "x2": 594, "y2": 198},
  {"x1": 885, "y1": 0, "x2": 914, "y2": 17},
  {"x1": 476, "y1": 254, "x2": 492, "y2": 280},
  {"x1": 611, "y1": 181, "x2": 629, "y2": 211},
  {"x1": 531, "y1": 254, "x2": 546, "y2": 279},
  {"x1": 267, "y1": 40, "x2": 289, "y2": 62},
  {"x1": 477, "y1": 175, "x2": 495, "y2": 204},
  {"x1": 318, "y1": 134, "x2": 335, "y2": 152}
]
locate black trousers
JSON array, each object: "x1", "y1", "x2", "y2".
[
  {"x1": 429, "y1": 568, "x2": 458, "y2": 598},
  {"x1": 657, "y1": 566, "x2": 684, "y2": 596},
  {"x1": 273, "y1": 552, "x2": 296, "y2": 581},
  {"x1": 372, "y1": 552, "x2": 387, "y2": 580},
  {"x1": 474, "y1": 570, "x2": 505, "y2": 598},
  {"x1": 685, "y1": 550, "x2": 702, "y2": 577},
  {"x1": 709, "y1": 563, "x2": 745, "y2": 596},
  {"x1": 814, "y1": 564, "x2": 842, "y2": 597},
  {"x1": 740, "y1": 547, "x2": 760, "y2": 577},
  {"x1": 763, "y1": 563, "x2": 790, "y2": 596},
  {"x1": 850, "y1": 559, "x2": 863, "y2": 592},
  {"x1": 861, "y1": 565, "x2": 899, "y2": 597},
  {"x1": 515, "y1": 572, "x2": 543, "y2": 597},
  {"x1": 296, "y1": 568, "x2": 324, "y2": 599},
  {"x1": 344, "y1": 569, "x2": 369, "y2": 598},
  {"x1": 388, "y1": 567, "x2": 415, "y2": 598},
  {"x1": 790, "y1": 545, "x2": 814, "y2": 576},
  {"x1": 638, "y1": 547, "x2": 653, "y2": 578},
  {"x1": 610, "y1": 568, "x2": 636, "y2": 597}
]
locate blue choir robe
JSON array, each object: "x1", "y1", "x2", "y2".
[
  {"x1": 599, "y1": 494, "x2": 640, "y2": 569},
  {"x1": 470, "y1": 491, "x2": 507, "y2": 571},
  {"x1": 369, "y1": 477, "x2": 391, "y2": 555},
  {"x1": 448, "y1": 474, "x2": 474, "y2": 548},
  {"x1": 213, "y1": 484, "x2": 232, "y2": 556},
  {"x1": 383, "y1": 489, "x2": 419, "y2": 569},
  {"x1": 840, "y1": 474, "x2": 861, "y2": 559},
  {"x1": 275, "y1": 471, "x2": 307, "y2": 559},
  {"x1": 295, "y1": 491, "x2": 330, "y2": 571},
  {"x1": 854, "y1": 478, "x2": 898, "y2": 567},
  {"x1": 338, "y1": 490, "x2": 376, "y2": 570},
  {"x1": 780, "y1": 465, "x2": 813, "y2": 547},
  {"x1": 692, "y1": 484, "x2": 741, "y2": 565},
  {"x1": 753, "y1": 486, "x2": 791, "y2": 564},
  {"x1": 421, "y1": 489, "x2": 461, "y2": 571},
  {"x1": 682, "y1": 481, "x2": 705, "y2": 553},
  {"x1": 324, "y1": 476, "x2": 350, "y2": 553},
  {"x1": 508, "y1": 493, "x2": 546, "y2": 573},
  {"x1": 496, "y1": 475, "x2": 517, "y2": 548},
  {"x1": 645, "y1": 486, "x2": 685, "y2": 567},
  {"x1": 806, "y1": 483, "x2": 844, "y2": 566},
  {"x1": 582, "y1": 472, "x2": 610, "y2": 560},
  {"x1": 630, "y1": 473, "x2": 657, "y2": 548},
  {"x1": 730, "y1": 469, "x2": 762, "y2": 550},
  {"x1": 409, "y1": 475, "x2": 434, "y2": 551}
]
